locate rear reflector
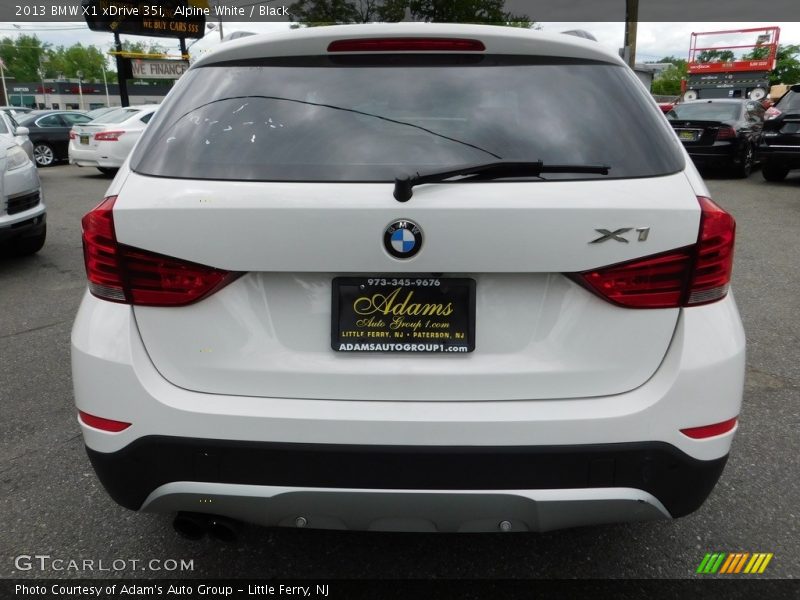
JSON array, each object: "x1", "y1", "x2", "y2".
[
  {"x1": 680, "y1": 417, "x2": 737, "y2": 439},
  {"x1": 82, "y1": 196, "x2": 240, "y2": 307},
  {"x1": 328, "y1": 38, "x2": 486, "y2": 53},
  {"x1": 78, "y1": 410, "x2": 131, "y2": 432},
  {"x1": 575, "y1": 196, "x2": 735, "y2": 308}
]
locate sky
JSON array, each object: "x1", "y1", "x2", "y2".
[{"x1": 0, "y1": 20, "x2": 798, "y2": 71}]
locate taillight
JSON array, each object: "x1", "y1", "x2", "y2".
[
  {"x1": 680, "y1": 417, "x2": 737, "y2": 439},
  {"x1": 764, "y1": 106, "x2": 782, "y2": 120},
  {"x1": 78, "y1": 410, "x2": 131, "y2": 433},
  {"x1": 81, "y1": 196, "x2": 240, "y2": 306},
  {"x1": 95, "y1": 130, "x2": 124, "y2": 141},
  {"x1": 687, "y1": 196, "x2": 736, "y2": 305},
  {"x1": 716, "y1": 126, "x2": 737, "y2": 140},
  {"x1": 69, "y1": 131, "x2": 77, "y2": 139},
  {"x1": 575, "y1": 196, "x2": 735, "y2": 309},
  {"x1": 328, "y1": 38, "x2": 486, "y2": 52}
]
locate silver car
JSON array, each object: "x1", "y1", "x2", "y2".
[{"x1": 0, "y1": 112, "x2": 33, "y2": 161}]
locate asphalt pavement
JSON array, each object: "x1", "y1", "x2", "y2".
[{"x1": 0, "y1": 164, "x2": 798, "y2": 580}]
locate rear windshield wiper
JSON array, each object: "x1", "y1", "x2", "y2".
[{"x1": 393, "y1": 161, "x2": 610, "y2": 202}]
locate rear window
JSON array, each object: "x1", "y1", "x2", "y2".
[
  {"x1": 95, "y1": 108, "x2": 141, "y2": 124},
  {"x1": 777, "y1": 91, "x2": 800, "y2": 110},
  {"x1": 131, "y1": 55, "x2": 684, "y2": 182},
  {"x1": 669, "y1": 103, "x2": 741, "y2": 121}
]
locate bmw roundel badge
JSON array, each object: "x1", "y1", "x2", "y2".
[{"x1": 384, "y1": 220, "x2": 423, "y2": 259}]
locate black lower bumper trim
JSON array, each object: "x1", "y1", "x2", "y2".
[
  {"x1": 0, "y1": 214, "x2": 46, "y2": 244},
  {"x1": 86, "y1": 437, "x2": 727, "y2": 518}
]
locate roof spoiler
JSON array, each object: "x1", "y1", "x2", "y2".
[{"x1": 561, "y1": 30, "x2": 597, "y2": 42}]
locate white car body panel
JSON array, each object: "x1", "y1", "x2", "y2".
[{"x1": 120, "y1": 171, "x2": 698, "y2": 401}]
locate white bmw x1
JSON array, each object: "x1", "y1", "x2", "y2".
[{"x1": 72, "y1": 24, "x2": 745, "y2": 535}]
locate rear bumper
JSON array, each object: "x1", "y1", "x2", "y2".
[
  {"x1": 0, "y1": 212, "x2": 45, "y2": 245},
  {"x1": 69, "y1": 144, "x2": 122, "y2": 168},
  {"x1": 684, "y1": 143, "x2": 741, "y2": 168},
  {"x1": 72, "y1": 292, "x2": 745, "y2": 529},
  {"x1": 757, "y1": 145, "x2": 800, "y2": 167},
  {"x1": 87, "y1": 437, "x2": 726, "y2": 522}
]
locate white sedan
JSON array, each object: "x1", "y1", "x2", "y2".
[{"x1": 69, "y1": 105, "x2": 158, "y2": 176}]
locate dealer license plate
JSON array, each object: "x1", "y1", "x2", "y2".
[{"x1": 332, "y1": 277, "x2": 475, "y2": 353}]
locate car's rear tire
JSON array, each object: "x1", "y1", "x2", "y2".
[
  {"x1": 97, "y1": 167, "x2": 118, "y2": 177},
  {"x1": 732, "y1": 144, "x2": 754, "y2": 178},
  {"x1": 6, "y1": 225, "x2": 46, "y2": 257},
  {"x1": 762, "y1": 163, "x2": 789, "y2": 182},
  {"x1": 33, "y1": 143, "x2": 55, "y2": 167}
]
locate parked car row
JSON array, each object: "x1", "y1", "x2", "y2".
[
  {"x1": 667, "y1": 99, "x2": 764, "y2": 178},
  {"x1": 0, "y1": 104, "x2": 158, "y2": 257},
  {"x1": 665, "y1": 87, "x2": 800, "y2": 181},
  {"x1": 0, "y1": 105, "x2": 159, "y2": 174}
]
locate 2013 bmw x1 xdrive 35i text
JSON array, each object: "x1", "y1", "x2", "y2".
[{"x1": 72, "y1": 24, "x2": 745, "y2": 534}]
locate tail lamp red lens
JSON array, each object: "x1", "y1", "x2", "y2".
[
  {"x1": 576, "y1": 196, "x2": 735, "y2": 308},
  {"x1": 328, "y1": 38, "x2": 486, "y2": 52},
  {"x1": 764, "y1": 106, "x2": 782, "y2": 120},
  {"x1": 680, "y1": 417, "x2": 737, "y2": 439},
  {"x1": 78, "y1": 410, "x2": 131, "y2": 432},
  {"x1": 715, "y1": 126, "x2": 737, "y2": 140},
  {"x1": 69, "y1": 131, "x2": 77, "y2": 140},
  {"x1": 94, "y1": 131, "x2": 124, "y2": 141},
  {"x1": 81, "y1": 196, "x2": 239, "y2": 307}
]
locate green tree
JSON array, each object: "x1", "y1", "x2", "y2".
[
  {"x1": 744, "y1": 44, "x2": 800, "y2": 86},
  {"x1": 0, "y1": 35, "x2": 50, "y2": 82},
  {"x1": 289, "y1": 0, "x2": 531, "y2": 26},
  {"x1": 650, "y1": 56, "x2": 687, "y2": 96},
  {"x1": 771, "y1": 45, "x2": 800, "y2": 86},
  {"x1": 47, "y1": 44, "x2": 109, "y2": 81}
]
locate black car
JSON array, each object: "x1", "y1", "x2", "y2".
[
  {"x1": 667, "y1": 99, "x2": 764, "y2": 178},
  {"x1": 17, "y1": 110, "x2": 92, "y2": 167},
  {"x1": 759, "y1": 84, "x2": 800, "y2": 181}
]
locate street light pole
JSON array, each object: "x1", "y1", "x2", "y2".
[
  {"x1": 101, "y1": 61, "x2": 110, "y2": 106},
  {"x1": 38, "y1": 68, "x2": 47, "y2": 109},
  {"x1": 0, "y1": 58, "x2": 8, "y2": 107},
  {"x1": 624, "y1": 0, "x2": 639, "y2": 69},
  {"x1": 77, "y1": 70, "x2": 84, "y2": 111}
]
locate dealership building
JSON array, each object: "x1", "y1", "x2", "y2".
[{"x1": 3, "y1": 79, "x2": 172, "y2": 110}]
